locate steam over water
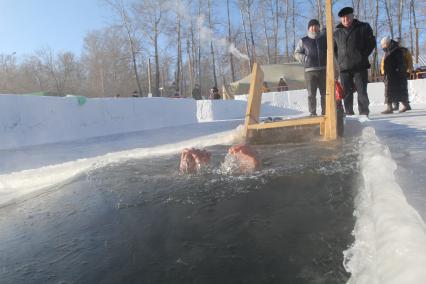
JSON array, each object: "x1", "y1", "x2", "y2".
[{"x1": 0, "y1": 139, "x2": 360, "y2": 283}]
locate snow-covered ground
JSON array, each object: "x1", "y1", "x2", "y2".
[{"x1": 1, "y1": 79, "x2": 426, "y2": 283}]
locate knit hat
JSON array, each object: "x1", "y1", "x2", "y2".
[
  {"x1": 338, "y1": 7, "x2": 354, "y2": 17},
  {"x1": 380, "y1": 36, "x2": 391, "y2": 48},
  {"x1": 308, "y1": 19, "x2": 320, "y2": 29}
]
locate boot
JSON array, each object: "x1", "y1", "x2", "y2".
[
  {"x1": 399, "y1": 102, "x2": 411, "y2": 113},
  {"x1": 381, "y1": 103, "x2": 393, "y2": 114},
  {"x1": 392, "y1": 102, "x2": 399, "y2": 111}
]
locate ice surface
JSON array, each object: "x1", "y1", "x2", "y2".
[{"x1": 344, "y1": 127, "x2": 426, "y2": 284}]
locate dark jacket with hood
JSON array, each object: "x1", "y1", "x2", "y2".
[
  {"x1": 334, "y1": 19, "x2": 376, "y2": 72},
  {"x1": 383, "y1": 40, "x2": 408, "y2": 103}
]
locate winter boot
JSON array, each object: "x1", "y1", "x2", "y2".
[
  {"x1": 392, "y1": 102, "x2": 399, "y2": 111},
  {"x1": 381, "y1": 103, "x2": 393, "y2": 114},
  {"x1": 399, "y1": 102, "x2": 411, "y2": 113}
]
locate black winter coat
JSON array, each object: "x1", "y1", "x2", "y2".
[
  {"x1": 334, "y1": 19, "x2": 376, "y2": 72},
  {"x1": 383, "y1": 40, "x2": 409, "y2": 103}
]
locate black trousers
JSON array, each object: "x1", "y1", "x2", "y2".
[
  {"x1": 305, "y1": 70, "x2": 326, "y2": 115},
  {"x1": 340, "y1": 69, "x2": 370, "y2": 115}
]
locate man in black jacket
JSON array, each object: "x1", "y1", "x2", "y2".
[
  {"x1": 334, "y1": 7, "x2": 376, "y2": 116},
  {"x1": 294, "y1": 19, "x2": 327, "y2": 116}
]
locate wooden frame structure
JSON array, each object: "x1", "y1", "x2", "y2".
[{"x1": 243, "y1": 0, "x2": 338, "y2": 141}]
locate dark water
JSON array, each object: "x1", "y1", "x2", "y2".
[{"x1": 0, "y1": 140, "x2": 360, "y2": 284}]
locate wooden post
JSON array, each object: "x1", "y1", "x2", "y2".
[
  {"x1": 323, "y1": 0, "x2": 337, "y2": 140},
  {"x1": 243, "y1": 63, "x2": 264, "y2": 138}
]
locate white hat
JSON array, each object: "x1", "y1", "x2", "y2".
[{"x1": 380, "y1": 36, "x2": 391, "y2": 47}]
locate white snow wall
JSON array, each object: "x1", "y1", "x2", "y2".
[
  {"x1": 235, "y1": 78, "x2": 426, "y2": 108},
  {"x1": 0, "y1": 96, "x2": 256, "y2": 150},
  {"x1": 0, "y1": 79, "x2": 425, "y2": 150}
]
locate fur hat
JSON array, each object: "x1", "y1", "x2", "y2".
[
  {"x1": 338, "y1": 7, "x2": 354, "y2": 17},
  {"x1": 308, "y1": 19, "x2": 320, "y2": 29},
  {"x1": 380, "y1": 36, "x2": 391, "y2": 48}
]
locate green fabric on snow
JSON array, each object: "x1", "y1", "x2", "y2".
[
  {"x1": 76, "y1": 95, "x2": 87, "y2": 106},
  {"x1": 66, "y1": 94, "x2": 87, "y2": 106}
]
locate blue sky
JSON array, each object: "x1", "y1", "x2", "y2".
[
  {"x1": 0, "y1": 0, "x2": 113, "y2": 56},
  {"x1": 1, "y1": 0, "x2": 421, "y2": 59}
]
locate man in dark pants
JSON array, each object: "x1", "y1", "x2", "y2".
[
  {"x1": 334, "y1": 7, "x2": 376, "y2": 116},
  {"x1": 294, "y1": 19, "x2": 327, "y2": 116}
]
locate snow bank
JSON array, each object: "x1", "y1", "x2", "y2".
[
  {"x1": 0, "y1": 95, "x2": 197, "y2": 150},
  {"x1": 1, "y1": 79, "x2": 425, "y2": 150},
  {"x1": 344, "y1": 127, "x2": 426, "y2": 284},
  {"x1": 235, "y1": 79, "x2": 426, "y2": 109},
  {"x1": 0, "y1": 95, "x2": 285, "y2": 150}
]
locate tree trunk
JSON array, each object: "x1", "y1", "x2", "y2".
[
  {"x1": 397, "y1": 0, "x2": 403, "y2": 40},
  {"x1": 371, "y1": 0, "x2": 380, "y2": 79},
  {"x1": 119, "y1": 0, "x2": 143, "y2": 96},
  {"x1": 411, "y1": 0, "x2": 418, "y2": 63},
  {"x1": 154, "y1": 31, "x2": 160, "y2": 96},
  {"x1": 261, "y1": 3, "x2": 271, "y2": 64},
  {"x1": 410, "y1": 0, "x2": 418, "y2": 56},
  {"x1": 292, "y1": 0, "x2": 296, "y2": 53},
  {"x1": 227, "y1": 0, "x2": 236, "y2": 82},
  {"x1": 284, "y1": 0, "x2": 289, "y2": 61},
  {"x1": 384, "y1": 0, "x2": 394, "y2": 38},
  {"x1": 246, "y1": 0, "x2": 257, "y2": 63},
  {"x1": 274, "y1": 0, "x2": 279, "y2": 63},
  {"x1": 197, "y1": 0, "x2": 202, "y2": 91},
  {"x1": 317, "y1": 0, "x2": 323, "y2": 26},
  {"x1": 240, "y1": 5, "x2": 252, "y2": 71},
  {"x1": 190, "y1": 21, "x2": 197, "y2": 84},
  {"x1": 148, "y1": 58, "x2": 152, "y2": 95},
  {"x1": 176, "y1": 13, "x2": 182, "y2": 95},
  {"x1": 208, "y1": 0, "x2": 218, "y2": 87},
  {"x1": 186, "y1": 31, "x2": 193, "y2": 93}
]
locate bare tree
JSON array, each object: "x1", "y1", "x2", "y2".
[
  {"x1": 227, "y1": 0, "x2": 236, "y2": 82},
  {"x1": 36, "y1": 48, "x2": 62, "y2": 94},
  {"x1": 283, "y1": 0, "x2": 290, "y2": 61},
  {"x1": 246, "y1": 0, "x2": 257, "y2": 62},
  {"x1": 261, "y1": 0, "x2": 272, "y2": 64},
  {"x1": 0, "y1": 53, "x2": 18, "y2": 93},
  {"x1": 371, "y1": 0, "x2": 380, "y2": 78},
  {"x1": 317, "y1": 0, "x2": 323, "y2": 26},
  {"x1": 105, "y1": 0, "x2": 143, "y2": 96},
  {"x1": 239, "y1": 3, "x2": 252, "y2": 70},
  {"x1": 383, "y1": 0, "x2": 394, "y2": 38},
  {"x1": 82, "y1": 27, "x2": 134, "y2": 97},
  {"x1": 397, "y1": 0, "x2": 404, "y2": 40},
  {"x1": 208, "y1": 0, "x2": 218, "y2": 87},
  {"x1": 175, "y1": 8, "x2": 183, "y2": 95},
  {"x1": 272, "y1": 0, "x2": 279, "y2": 63},
  {"x1": 133, "y1": 0, "x2": 167, "y2": 97}
]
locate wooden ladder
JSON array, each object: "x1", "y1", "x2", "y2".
[{"x1": 243, "y1": 0, "x2": 338, "y2": 141}]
